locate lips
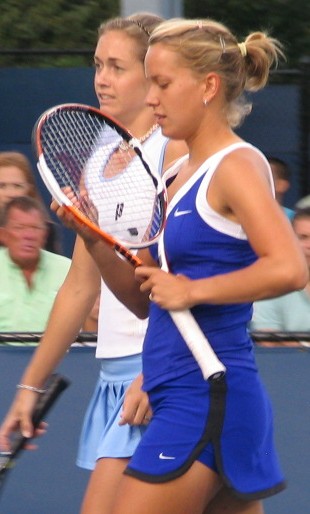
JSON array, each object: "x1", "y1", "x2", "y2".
[
  {"x1": 97, "y1": 93, "x2": 115, "y2": 104},
  {"x1": 154, "y1": 113, "x2": 165, "y2": 125}
]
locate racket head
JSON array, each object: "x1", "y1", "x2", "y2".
[{"x1": 32, "y1": 103, "x2": 167, "y2": 250}]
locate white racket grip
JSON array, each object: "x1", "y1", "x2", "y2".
[{"x1": 169, "y1": 309, "x2": 226, "y2": 380}]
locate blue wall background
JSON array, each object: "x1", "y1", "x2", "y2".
[
  {"x1": 0, "y1": 68, "x2": 303, "y2": 257},
  {"x1": 0, "y1": 346, "x2": 309, "y2": 513}
]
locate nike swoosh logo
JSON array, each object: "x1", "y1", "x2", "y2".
[
  {"x1": 159, "y1": 452, "x2": 176, "y2": 460},
  {"x1": 174, "y1": 208, "x2": 192, "y2": 217}
]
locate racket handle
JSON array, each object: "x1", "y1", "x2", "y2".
[
  {"x1": 169, "y1": 310, "x2": 226, "y2": 381},
  {"x1": 0, "y1": 374, "x2": 70, "y2": 475}
]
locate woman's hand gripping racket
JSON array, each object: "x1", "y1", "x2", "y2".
[
  {"x1": 0, "y1": 374, "x2": 70, "y2": 493},
  {"x1": 33, "y1": 103, "x2": 225, "y2": 381}
]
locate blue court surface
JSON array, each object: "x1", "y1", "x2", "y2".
[{"x1": 0, "y1": 346, "x2": 309, "y2": 514}]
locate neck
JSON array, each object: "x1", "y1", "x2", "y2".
[
  {"x1": 12, "y1": 257, "x2": 39, "y2": 287},
  {"x1": 122, "y1": 110, "x2": 157, "y2": 140},
  {"x1": 22, "y1": 268, "x2": 36, "y2": 288},
  {"x1": 187, "y1": 124, "x2": 239, "y2": 169}
]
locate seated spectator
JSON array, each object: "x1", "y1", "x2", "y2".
[
  {"x1": 251, "y1": 207, "x2": 310, "y2": 345},
  {"x1": 0, "y1": 151, "x2": 62, "y2": 254},
  {"x1": 0, "y1": 196, "x2": 71, "y2": 332},
  {"x1": 267, "y1": 156, "x2": 295, "y2": 220}
]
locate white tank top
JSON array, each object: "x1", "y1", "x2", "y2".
[{"x1": 96, "y1": 129, "x2": 168, "y2": 358}]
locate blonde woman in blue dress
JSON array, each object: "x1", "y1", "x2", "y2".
[{"x1": 51, "y1": 18, "x2": 308, "y2": 514}]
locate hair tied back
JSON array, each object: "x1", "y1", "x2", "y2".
[{"x1": 237, "y1": 42, "x2": 247, "y2": 58}]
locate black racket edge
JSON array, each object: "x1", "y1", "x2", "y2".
[
  {"x1": 32, "y1": 103, "x2": 163, "y2": 190},
  {"x1": 0, "y1": 374, "x2": 70, "y2": 480},
  {"x1": 32, "y1": 103, "x2": 140, "y2": 159}
]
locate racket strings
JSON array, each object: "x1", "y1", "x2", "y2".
[{"x1": 38, "y1": 107, "x2": 165, "y2": 247}]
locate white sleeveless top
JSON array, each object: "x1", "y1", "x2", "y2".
[{"x1": 96, "y1": 129, "x2": 168, "y2": 358}]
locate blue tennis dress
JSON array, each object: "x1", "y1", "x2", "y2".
[{"x1": 125, "y1": 143, "x2": 286, "y2": 500}]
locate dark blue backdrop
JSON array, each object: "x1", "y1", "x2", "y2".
[{"x1": 0, "y1": 68, "x2": 302, "y2": 257}]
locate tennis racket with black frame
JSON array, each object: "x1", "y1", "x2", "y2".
[
  {"x1": 33, "y1": 103, "x2": 226, "y2": 381},
  {"x1": 0, "y1": 373, "x2": 70, "y2": 494}
]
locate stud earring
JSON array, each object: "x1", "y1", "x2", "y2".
[{"x1": 203, "y1": 98, "x2": 208, "y2": 106}]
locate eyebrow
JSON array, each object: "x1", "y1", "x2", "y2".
[{"x1": 94, "y1": 55, "x2": 124, "y2": 65}]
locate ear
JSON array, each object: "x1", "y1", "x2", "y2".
[{"x1": 203, "y1": 72, "x2": 221, "y2": 103}]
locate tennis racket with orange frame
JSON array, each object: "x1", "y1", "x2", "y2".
[{"x1": 32, "y1": 103, "x2": 226, "y2": 381}]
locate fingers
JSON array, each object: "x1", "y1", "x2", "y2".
[
  {"x1": 119, "y1": 404, "x2": 152, "y2": 426},
  {"x1": 0, "y1": 392, "x2": 48, "y2": 452},
  {"x1": 119, "y1": 374, "x2": 152, "y2": 426},
  {"x1": 142, "y1": 410, "x2": 153, "y2": 425},
  {"x1": 135, "y1": 266, "x2": 192, "y2": 310},
  {"x1": 119, "y1": 391, "x2": 150, "y2": 425},
  {"x1": 19, "y1": 417, "x2": 35, "y2": 439},
  {"x1": 23, "y1": 423, "x2": 48, "y2": 450}
]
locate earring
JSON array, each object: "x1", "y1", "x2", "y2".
[{"x1": 203, "y1": 98, "x2": 208, "y2": 106}]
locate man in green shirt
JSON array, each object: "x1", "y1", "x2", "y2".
[
  {"x1": 0, "y1": 196, "x2": 71, "y2": 332},
  {"x1": 251, "y1": 207, "x2": 310, "y2": 345}
]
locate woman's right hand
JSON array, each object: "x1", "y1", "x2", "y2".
[
  {"x1": 50, "y1": 198, "x2": 101, "y2": 247},
  {"x1": 0, "y1": 391, "x2": 46, "y2": 452}
]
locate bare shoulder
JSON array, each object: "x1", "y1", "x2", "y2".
[
  {"x1": 208, "y1": 144, "x2": 275, "y2": 223},
  {"x1": 218, "y1": 145, "x2": 271, "y2": 184}
]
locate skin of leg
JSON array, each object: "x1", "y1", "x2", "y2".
[
  {"x1": 80, "y1": 457, "x2": 129, "y2": 514},
  {"x1": 111, "y1": 460, "x2": 222, "y2": 514},
  {"x1": 203, "y1": 485, "x2": 265, "y2": 514}
]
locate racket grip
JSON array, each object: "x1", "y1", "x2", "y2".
[
  {"x1": 169, "y1": 310, "x2": 226, "y2": 381},
  {"x1": 0, "y1": 374, "x2": 70, "y2": 474}
]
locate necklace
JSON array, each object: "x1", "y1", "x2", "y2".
[{"x1": 118, "y1": 123, "x2": 158, "y2": 151}]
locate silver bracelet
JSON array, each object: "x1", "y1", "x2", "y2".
[{"x1": 16, "y1": 383, "x2": 46, "y2": 394}]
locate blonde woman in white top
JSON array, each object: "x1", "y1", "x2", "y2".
[{"x1": 0, "y1": 13, "x2": 187, "y2": 514}]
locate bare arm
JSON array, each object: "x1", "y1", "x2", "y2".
[
  {"x1": 48, "y1": 202, "x2": 157, "y2": 319},
  {"x1": 136, "y1": 149, "x2": 308, "y2": 310},
  {"x1": 0, "y1": 236, "x2": 101, "y2": 446}
]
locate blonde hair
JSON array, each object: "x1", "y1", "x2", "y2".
[
  {"x1": 149, "y1": 18, "x2": 285, "y2": 127},
  {"x1": 98, "y1": 12, "x2": 163, "y2": 64}
]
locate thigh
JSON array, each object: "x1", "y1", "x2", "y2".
[
  {"x1": 80, "y1": 457, "x2": 129, "y2": 514},
  {"x1": 111, "y1": 461, "x2": 222, "y2": 514},
  {"x1": 203, "y1": 486, "x2": 264, "y2": 514}
]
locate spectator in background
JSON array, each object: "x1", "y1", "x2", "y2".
[
  {"x1": 0, "y1": 196, "x2": 71, "y2": 331},
  {"x1": 267, "y1": 156, "x2": 295, "y2": 220},
  {"x1": 295, "y1": 193, "x2": 310, "y2": 210},
  {"x1": 251, "y1": 207, "x2": 310, "y2": 345},
  {"x1": 0, "y1": 151, "x2": 62, "y2": 254}
]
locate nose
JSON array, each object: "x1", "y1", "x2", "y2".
[
  {"x1": 145, "y1": 86, "x2": 159, "y2": 108},
  {"x1": 95, "y1": 66, "x2": 111, "y2": 87}
]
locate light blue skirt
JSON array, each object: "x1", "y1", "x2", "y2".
[{"x1": 76, "y1": 353, "x2": 146, "y2": 470}]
